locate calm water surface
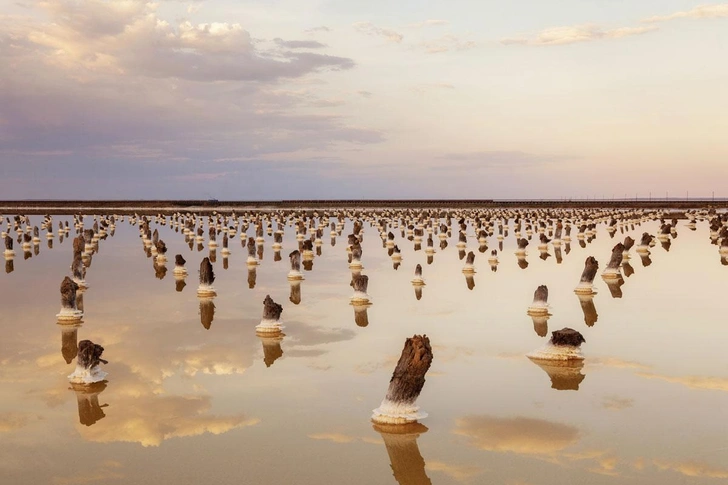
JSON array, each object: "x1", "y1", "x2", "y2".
[{"x1": 1, "y1": 211, "x2": 726, "y2": 484}]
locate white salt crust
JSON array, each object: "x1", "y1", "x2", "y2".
[
  {"x1": 527, "y1": 342, "x2": 584, "y2": 361},
  {"x1": 287, "y1": 270, "x2": 304, "y2": 281},
  {"x1": 372, "y1": 399, "x2": 427, "y2": 425},
  {"x1": 256, "y1": 319, "x2": 284, "y2": 333},
  {"x1": 350, "y1": 291, "x2": 371, "y2": 304},
  {"x1": 68, "y1": 364, "x2": 107, "y2": 384},
  {"x1": 196, "y1": 284, "x2": 217, "y2": 297}
]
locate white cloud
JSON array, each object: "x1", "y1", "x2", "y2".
[
  {"x1": 420, "y1": 34, "x2": 476, "y2": 53},
  {"x1": 305, "y1": 26, "x2": 331, "y2": 34},
  {"x1": 352, "y1": 21, "x2": 403, "y2": 43},
  {"x1": 643, "y1": 4, "x2": 728, "y2": 23},
  {"x1": 274, "y1": 38, "x2": 327, "y2": 49},
  {"x1": 408, "y1": 19, "x2": 449, "y2": 28},
  {"x1": 501, "y1": 24, "x2": 657, "y2": 46}
]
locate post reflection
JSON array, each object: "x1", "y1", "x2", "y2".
[
  {"x1": 60, "y1": 325, "x2": 80, "y2": 364},
  {"x1": 577, "y1": 294, "x2": 598, "y2": 327},
  {"x1": 373, "y1": 423, "x2": 432, "y2": 485},
  {"x1": 529, "y1": 359, "x2": 586, "y2": 391},
  {"x1": 353, "y1": 303, "x2": 371, "y2": 327},
  {"x1": 604, "y1": 276, "x2": 625, "y2": 298},
  {"x1": 530, "y1": 313, "x2": 550, "y2": 337},
  {"x1": 199, "y1": 298, "x2": 216, "y2": 329},
  {"x1": 71, "y1": 381, "x2": 109, "y2": 426},
  {"x1": 259, "y1": 333, "x2": 284, "y2": 368}
]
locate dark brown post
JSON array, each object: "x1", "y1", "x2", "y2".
[
  {"x1": 528, "y1": 328, "x2": 586, "y2": 361},
  {"x1": 574, "y1": 256, "x2": 598, "y2": 294},
  {"x1": 68, "y1": 339, "x2": 108, "y2": 384},
  {"x1": 527, "y1": 285, "x2": 549, "y2": 315},
  {"x1": 602, "y1": 243, "x2": 624, "y2": 278},
  {"x1": 197, "y1": 257, "x2": 216, "y2": 297},
  {"x1": 351, "y1": 274, "x2": 370, "y2": 303},
  {"x1": 412, "y1": 264, "x2": 425, "y2": 285},
  {"x1": 57, "y1": 276, "x2": 83, "y2": 322},
  {"x1": 288, "y1": 250, "x2": 303, "y2": 280},
  {"x1": 256, "y1": 295, "x2": 283, "y2": 334},
  {"x1": 372, "y1": 335, "x2": 433, "y2": 424}
]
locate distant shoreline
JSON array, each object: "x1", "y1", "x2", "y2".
[{"x1": 1, "y1": 199, "x2": 726, "y2": 215}]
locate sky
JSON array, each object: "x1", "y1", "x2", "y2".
[{"x1": 1, "y1": 0, "x2": 727, "y2": 200}]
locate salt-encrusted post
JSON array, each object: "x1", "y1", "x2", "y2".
[
  {"x1": 372, "y1": 335, "x2": 433, "y2": 425},
  {"x1": 256, "y1": 295, "x2": 283, "y2": 334},
  {"x1": 57, "y1": 276, "x2": 83, "y2": 323},
  {"x1": 527, "y1": 285, "x2": 549, "y2": 315},
  {"x1": 528, "y1": 328, "x2": 586, "y2": 361},
  {"x1": 574, "y1": 256, "x2": 599, "y2": 295},
  {"x1": 68, "y1": 339, "x2": 108, "y2": 384}
]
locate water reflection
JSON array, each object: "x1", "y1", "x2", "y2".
[
  {"x1": 289, "y1": 280, "x2": 302, "y2": 305},
  {"x1": 248, "y1": 265, "x2": 257, "y2": 289},
  {"x1": 454, "y1": 415, "x2": 580, "y2": 455},
  {"x1": 259, "y1": 333, "x2": 284, "y2": 368},
  {"x1": 529, "y1": 359, "x2": 586, "y2": 391},
  {"x1": 577, "y1": 294, "x2": 598, "y2": 327},
  {"x1": 373, "y1": 423, "x2": 432, "y2": 485},
  {"x1": 622, "y1": 261, "x2": 635, "y2": 278},
  {"x1": 353, "y1": 303, "x2": 371, "y2": 327},
  {"x1": 464, "y1": 273, "x2": 475, "y2": 291},
  {"x1": 639, "y1": 253, "x2": 652, "y2": 267},
  {"x1": 71, "y1": 381, "x2": 108, "y2": 426},
  {"x1": 530, "y1": 313, "x2": 550, "y2": 337},
  {"x1": 199, "y1": 298, "x2": 216, "y2": 329},
  {"x1": 517, "y1": 255, "x2": 528, "y2": 270},
  {"x1": 60, "y1": 325, "x2": 80, "y2": 364},
  {"x1": 604, "y1": 276, "x2": 625, "y2": 298}
]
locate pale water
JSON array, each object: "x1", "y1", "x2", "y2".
[{"x1": 0, "y1": 211, "x2": 726, "y2": 484}]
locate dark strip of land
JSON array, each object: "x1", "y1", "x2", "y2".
[{"x1": 0, "y1": 199, "x2": 725, "y2": 215}]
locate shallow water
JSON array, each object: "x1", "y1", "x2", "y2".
[{"x1": 1, "y1": 212, "x2": 727, "y2": 484}]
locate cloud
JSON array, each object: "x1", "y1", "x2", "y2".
[
  {"x1": 426, "y1": 461, "x2": 483, "y2": 481},
  {"x1": 588, "y1": 357, "x2": 651, "y2": 370},
  {"x1": 274, "y1": 38, "x2": 328, "y2": 49},
  {"x1": 411, "y1": 82, "x2": 456, "y2": 93},
  {"x1": 308, "y1": 432, "x2": 358, "y2": 443},
  {"x1": 309, "y1": 98, "x2": 346, "y2": 108},
  {"x1": 16, "y1": 1, "x2": 354, "y2": 82},
  {"x1": 408, "y1": 19, "x2": 449, "y2": 28},
  {"x1": 453, "y1": 416, "x2": 580, "y2": 455},
  {"x1": 305, "y1": 26, "x2": 331, "y2": 34},
  {"x1": 0, "y1": 412, "x2": 39, "y2": 433},
  {"x1": 0, "y1": 0, "x2": 384, "y2": 198},
  {"x1": 420, "y1": 34, "x2": 476, "y2": 53},
  {"x1": 435, "y1": 151, "x2": 561, "y2": 169},
  {"x1": 353, "y1": 21, "x2": 403, "y2": 43},
  {"x1": 653, "y1": 459, "x2": 728, "y2": 478},
  {"x1": 79, "y1": 393, "x2": 259, "y2": 447},
  {"x1": 501, "y1": 24, "x2": 657, "y2": 46},
  {"x1": 636, "y1": 372, "x2": 728, "y2": 392},
  {"x1": 51, "y1": 461, "x2": 124, "y2": 485},
  {"x1": 601, "y1": 395, "x2": 634, "y2": 410},
  {"x1": 643, "y1": 4, "x2": 728, "y2": 23},
  {"x1": 357, "y1": 90, "x2": 373, "y2": 98}
]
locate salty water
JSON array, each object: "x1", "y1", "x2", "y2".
[{"x1": 1, "y1": 212, "x2": 727, "y2": 484}]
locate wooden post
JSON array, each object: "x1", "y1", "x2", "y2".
[{"x1": 372, "y1": 335, "x2": 433, "y2": 424}]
